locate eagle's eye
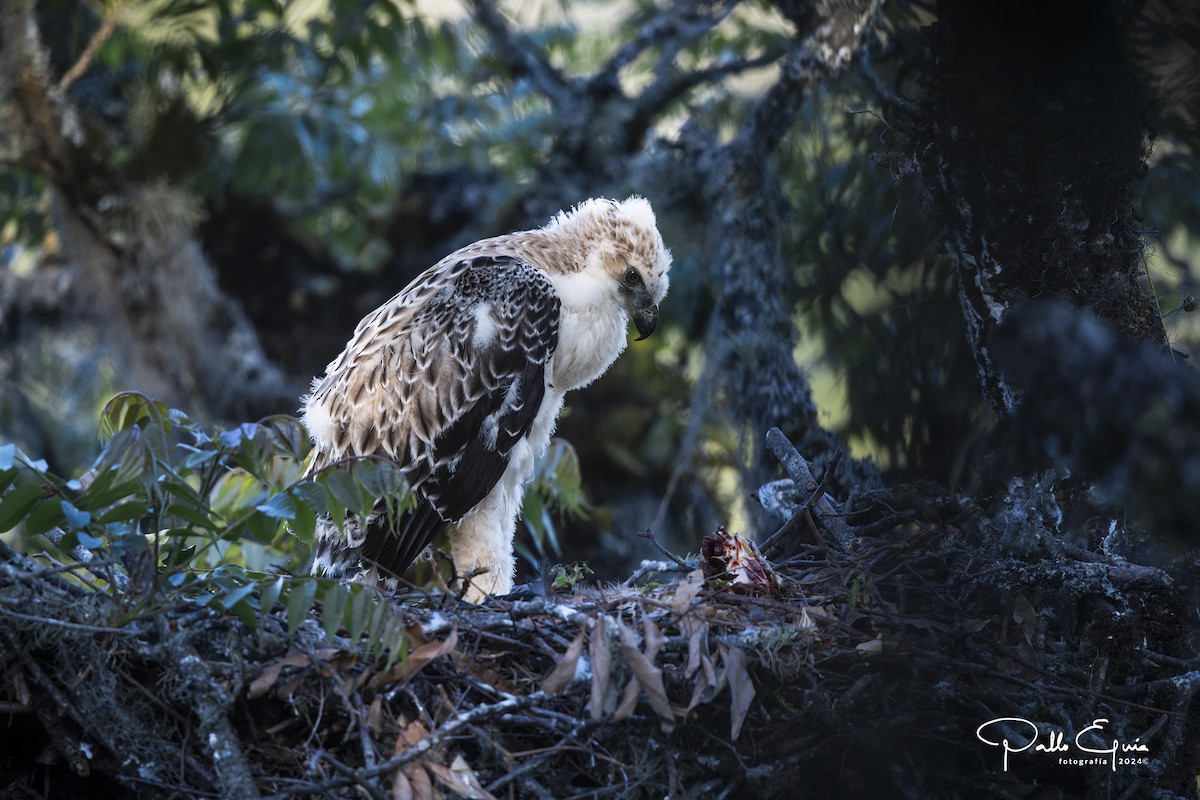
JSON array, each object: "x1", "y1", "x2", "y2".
[{"x1": 623, "y1": 267, "x2": 642, "y2": 286}]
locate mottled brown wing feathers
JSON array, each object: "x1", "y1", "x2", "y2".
[{"x1": 313, "y1": 254, "x2": 560, "y2": 580}]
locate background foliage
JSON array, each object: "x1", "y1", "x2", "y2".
[{"x1": 2, "y1": 0, "x2": 1199, "y2": 592}]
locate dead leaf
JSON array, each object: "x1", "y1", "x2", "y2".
[
  {"x1": 405, "y1": 765, "x2": 433, "y2": 800},
  {"x1": 589, "y1": 615, "x2": 613, "y2": 721},
  {"x1": 406, "y1": 625, "x2": 459, "y2": 675},
  {"x1": 247, "y1": 650, "x2": 311, "y2": 699},
  {"x1": 426, "y1": 754, "x2": 499, "y2": 800},
  {"x1": 687, "y1": 651, "x2": 725, "y2": 712},
  {"x1": 392, "y1": 720, "x2": 434, "y2": 800},
  {"x1": 367, "y1": 695, "x2": 384, "y2": 734},
  {"x1": 369, "y1": 627, "x2": 458, "y2": 690},
  {"x1": 616, "y1": 616, "x2": 675, "y2": 731},
  {"x1": 391, "y1": 769, "x2": 413, "y2": 800},
  {"x1": 614, "y1": 671, "x2": 640, "y2": 721},
  {"x1": 541, "y1": 625, "x2": 586, "y2": 695},
  {"x1": 856, "y1": 635, "x2": 884, "y2": 654},
  {"x1": 671, "y1": 569, "x2": 704, "y2": 620},
  {"x1": 1012, "y1": 594, "x2": 1036, "y2": 645},
  {"x1": 684, "y1": 620, "x2": 707, "y2": 679},
  {"x1": 721, "y1": 644, "x2": 755, "y2": 741},
  {"x1": 643, "y1": 615, "x2": 663, "y2": 660}
]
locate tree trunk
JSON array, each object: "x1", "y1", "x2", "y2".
[{"x1": 899, "y1": 0, "x2": 1164, "y2": 415}]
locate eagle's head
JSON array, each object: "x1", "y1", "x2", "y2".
[{"x1": 546, "y1": 196, "x2": 672, "y2": 340}]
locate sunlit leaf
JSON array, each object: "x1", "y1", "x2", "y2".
[{"x1": 256, "y1": 492, "x2": 297, "y2": 520}]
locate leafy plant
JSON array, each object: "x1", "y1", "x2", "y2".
[
  {"x1": 0, "y1": 392, "x2": 594, "y2": 657},
  {"x1": 0, "y1": 391, "x2": 415, "y2": 663},
  {"x1": 517, "y1": 438, "x2": 592, "y2": 573}
]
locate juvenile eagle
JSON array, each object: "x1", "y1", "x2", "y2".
[{"x1": 303, "y1": 197, "x2": 671, "y2": 602}]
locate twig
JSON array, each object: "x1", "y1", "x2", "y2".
[
  {"x1": 637, "y1": 529, "x2": 695, "y2": 571},
  {"x1": 40, "y1": 526, "x2": 130, "y2": 591},
  {"x1": 764, "y1": 429, "x2": 855, "y2": 550},
  {"x1": 760, "y1": 449, "x2": 844, "y2": 555},
  {"x1": 598, "y1": 0, "x2": 737, "y2": 82},
  {"x1": 466, "y1": 0, "x2": 573, "y2": 110},
  {"x1": 59, "y1": 0, "x2": 126, "y2": 92},
  {"x1": 320, "y1": 690, "x2": 557, "y2": 791},
  {"x1": 487, "y1": 718, "x2": 600, "y2": 794},
  {"x1": 0, "y1": 597, "x2": 137, "y2": 634}
]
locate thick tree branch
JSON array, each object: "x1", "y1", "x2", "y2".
[{"x1": 467, "y1": 0, "x2": 574, "y2": 110}]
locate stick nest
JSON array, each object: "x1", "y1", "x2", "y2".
[{"x1": 1, "y1": 439, "x2": 1197, "y2": 800}]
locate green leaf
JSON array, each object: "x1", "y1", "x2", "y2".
[
  {"x1": 209, "y1": 471, "x2": 267, "y2": 519},
  {"x1": 96, "y1": 501, "x2": 149, "y2": 525},
  {"x1": 347, "y1": 588, "x2": 369, "y2": 642},
  {"x1": 92, "y1": 426, "x2": 154, "y2": 487},
  {"x1": 288, "y1": 498, "x2": 316, "y2": 543},
  {"x1": 76, "y1": 530, "x2": 105, "y2": 549},
  {"x1": 76, "y1": 466, "x2": 141, "y2": 512},
  {"x1": 0, "y1": 484, "x2": 44, "y2": 532},
  {"x1": 364, "y1": 597, "x2": 386, "y2": 646},
  {"x1": 286, "y1": 579, "x2": 318, "y2": 633},
  {"x1": 292, "y1": 481, "x2": 330, "y2": 515},
  {"x1": 380, "y1": 612, "x2": 409, "y2": 670},
  {"x1": 60, "y1": 500, "x2": 92, "y2": 530},
  {"x1": 324, "y1": 469, "x2": 369, "y2": 517},
  {"x1": 256, "y1": 492, "x2": 297, "y2": 520},
  {"x1": 321, "y1": 584, "x2": 348, "y2": 641},
  {"x1": 355, "y1": 460, "x2": 406, "y2": 498},
  {"x1": 259, "y1": 576, "x2": 284, "y2": 614},
  {"x1": 167, "y1": 500, "x2": 217, "y2": 531},
  {"x1": 229, "y1": 598, "x2": 258, "y2": 629},
  {"x1": 220, "y1": 583, "x2": 257, "y2": 610},
  {"x1": 25, "y1": 500, "x2": 66, "y2": 539},
  {"x1": 219, "y1": 422, "x2": 258, "y2": 449},
  {"x1": 0, "y1": 467, "x2": 20, "y2": 497}
]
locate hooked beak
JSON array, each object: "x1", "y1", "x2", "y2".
[{"x1": 633, "y1": 304, "x2": 658, "y2": 340}]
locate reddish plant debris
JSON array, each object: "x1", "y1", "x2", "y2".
[{"x1": 700, "y1": 525, "x2": 782, "y2": 596}]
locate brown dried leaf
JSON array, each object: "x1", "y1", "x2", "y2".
[
  {"x1": 614, "y1": 671, "x2": 640, "y2": 721},
  {"x1": 685, "y1": 620, "x2": 707, "y2": 679},
  {"x1": 642, "y1": 615, "x2": 663, "y2": 660},
  {"x1": 686, "y1": 651, "x2": 725, "y2": 712},
  {"x1": 369, "y1": 627, "x2": 459, "y2": 691},
  {"x1": 856, "y1": 635, "x2": 884, "y2": 654},
  {"x1": 406, "y1": 765, "x2": 433, "y2": 800},
  {"x1": 671, "y1": 569, "x2": 704, "y2": 620},
  {"x1": 274, "y1": 675, "x2": 305, "y2": 700},
  {"x1": 722, "y1": 644, "x2": 756, "y2": 741},
  {"x1": 426, "y1": 754, "x2": 499, "y2": 800},
  {"x1": 589, "y1": 615, "x2": 612, "y2": 721},
  {"x1": 247, "y1": 650, "x2": 311, "y2": 699},
  {"x1": 7, "y1": 666, "x2": 30, "y2": 706},
  {"x1": 1012, "y1": 593, "x2": 1036, "y2": 646},
  {"x1": 406, "y1": 625, "x2": 459, "y2": 676},
  {"x1": 367, "y1": 695, "x2": 384, "y2": 734},
  {"x1": 395, "y1": 718, "x2": 429, "y2": 752},
  {"x1": 617, "y1": 616, "x2": 675, "y2": 731},
  {"x1": 541, "y1": 625, "x2": 586, "y2": 695},
  {"x1": 391, "y1": 769, "x2": 413, "y2": 800}
]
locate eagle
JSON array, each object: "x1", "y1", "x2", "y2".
[{"x1": 302, "y1": 197, "x2": 671, "y2": 602}]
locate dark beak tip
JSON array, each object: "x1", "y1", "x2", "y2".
[{"x1": 633, "y1": 306, "x2": 659, "y2": 341}]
